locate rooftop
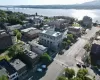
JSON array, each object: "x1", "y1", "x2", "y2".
[
  {"x1": 21, "y1": 27, "x2": 36, "y2": 33},
  {"x1": 69, "y1": 26, "x2": 82, "y2": 29},
  {"x1": 41, "y1": 28, "x2": 62, "y2": 37},
  {"x1": 0, "y1": 30, "x2": 9, "y2": 38},
  {"x1": 29, "y1": 41, "x2": 47, "y2": 51},
  {"x1": 10, "y1": 59, "x2": 26, "y2": 71},
  {"x1": 6, "y1": 24, "x2": 22, "y2": 31},
  {"x1": 0, "y1": 59, "x2": 16, "y2": 75},
  {"x1": 24, "y1": 50, "x2": 38, "y2": 59},
  {"x1": 93, "y1": 40, "x2": 100, "y2": 45},
  {"x1": 21, "y1": 27, "x2": 41, "y2": 35}
]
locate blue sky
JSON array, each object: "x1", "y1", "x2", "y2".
[{"x1": 0, "y1": 0, "x2": 94, "y2": 5}]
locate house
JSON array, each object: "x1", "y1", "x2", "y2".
[
  {"x1": 0, "y1": 30, "x2": 13, "y2": 50},
  {"x1": 83, "y1": 16, "x2": 92, "y2": 28},
  {"x1": 68, "y1": 26, "x2": 82, "y2": 36},
  {"x1": 0, "y1": 59, "x2": 18, "y2": 80},
  {"x1": 10, "y1": 59, "x2": 27, "y2": 78},
  {"x1": 19, "y1": 50, "x2": 39, "y2": 68},
  {"x1": 6, "y1": 24, "x2": 22, "y2": 32},
  {"x1": 28, "y1": 41, "x2": 47, "y2": 55},
  {"x1": 21, "y1": 27, "x2": 41, "y2": 40},
  {"x1": 39, "y1": 28, "x2": 63, "y2": 51}
]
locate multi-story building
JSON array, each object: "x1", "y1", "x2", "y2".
[
  {"x1": 10, "y1": 59, "x2": 27, "y2": 79},
  {"x1": 0, "y1": 30, "x2": 13, "y2": 50},
  {"x1": 68, "y1": 26, "x2": 82, "y2": 36},
  {"x1": 91, "y1": 40, "x2": 100, "y2": 59},
  {"x1": 83, "y1": 16, "x2": 92, "y2": 28},
  {"x1": 19, "y1": 50, "x2": 39, "y2": 68},
  {"x1": 0, "y1": 59, "x2": 18, "y2": 80},
  {"x1": 21, "y1": 27, "x2": 41, "y2": 40},
  {"x1": 39, "y1": 28, "x2": 63, "y2": 51}
]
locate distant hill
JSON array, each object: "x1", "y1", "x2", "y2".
[
  {"x1": 0, "y1": 0, "x2": 100, "y2": 9},
  {"x1": 81, "y1": 0, "x2": 100, "y2": 5}
]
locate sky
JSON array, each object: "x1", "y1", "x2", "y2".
[{"x1": 0, "y1": 0, "x2": 94, "y2": 5}]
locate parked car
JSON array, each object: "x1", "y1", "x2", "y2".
[
  {"x1": 37, "y1": 68, "x2": 43, "y2": 72},
  {"x1": 82, "y1": 65, "x2": 86, "y2": 68},
  {"x1": 76, "y1": 63, "x2": 81, "y2": 68}
]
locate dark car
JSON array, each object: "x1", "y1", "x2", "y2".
[
  {"x1": 82, "y1": 65, "x2": 86, "y2": 68},
  {"x1": 76, "y1": 63, "x2": 81, "y2": 68}
]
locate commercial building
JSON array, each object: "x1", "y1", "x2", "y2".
[{"x1": 39, "y1": 28, "x2": 63, "y2": 51}]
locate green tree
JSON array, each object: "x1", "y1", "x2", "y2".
[
  {"x1": 84, "y1": 76, "x2": 92, "y2": 80},
  {"x1": 8, "y1": 43, "x2": 24, "y2": 57},
  {"x1": 13, "y1": 29, "x2": 19, "y2": 35},
  {"x1": 84, "y1": 44, "x2": 91, "y2": 52},
  {"x1": 65, "y1": 68, "x2": 75, "y2": 79},
  {"x1": 57, "y1": 76, "x2": 68, "y2": 80},
  {"x1": 67, "y1": 34, "x2": 74, "y2": 42},
  {"x1": 77, "y1": 69, "x2": 88, "y2": 79},
  {"x1": 40, "y1": 53, "x2": 51, "y2": 64},
  {"x1": 72, "y1": 77, "x2": 82, "y2": 80},
  {"x1": 67, "y1": 40, "x2": 71, "y2": 45},
  {"x1": 62, "y1": 41, "x2": 68, "y2": 49},
  {"x1": 16, "y1": 32, "x2": 22, "y2": 40},
  {"x1": 0, "y1": 75, "x2": 8, "y2": 80}
]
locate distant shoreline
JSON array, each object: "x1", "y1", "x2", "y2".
[{"x1": 0, "y1": 5, "x2": 100, "y2": 10}]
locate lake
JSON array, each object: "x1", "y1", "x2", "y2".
[{"x1": 1, "y1": 8, "x2": 100, "y2": 22}]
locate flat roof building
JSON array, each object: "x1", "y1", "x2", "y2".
[
  {"x1": 29, "y1": 41, "x2": 47, "y2": 55},
  {"x1": 10, "y1": 59, "x2": 27, "y2": 78},
  {"x1": 0, "y1": 59, "x2": 18, "y2": 80}
]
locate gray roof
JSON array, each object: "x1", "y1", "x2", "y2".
[
  {"x1": 6, "y1": 24, "x2": 22, "y2": 31},
  {"x1": 41, "y1": 28, "x2": 62, "y2": 37},
  {"x1": 21, "y1": 27, "x2": 41, "y2": 35},
  {"x1": 24, "y1": 50, "x2": 38, "y2": 59},
  {"x1": 10, "y1": 59, "x2": 26, "y2": 71},
  {"x1": 29, "y1": 41, "x2": 47, "y2": 51},
  {"x1": 0, "y1": 30, "x2": 9, "y2": 38}
]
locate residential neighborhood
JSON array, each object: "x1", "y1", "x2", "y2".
[{"x1": 0, "y1": 8, "x2": 100, "y2": 80}]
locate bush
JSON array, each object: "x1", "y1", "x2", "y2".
[
  {"x1": 65, "y1": 68, "x2": 75, "y2": 79},
  {"x1": 57, "y1": 76, "x2": 68, "y2": 80}
]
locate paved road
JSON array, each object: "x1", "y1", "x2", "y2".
[{"x1": 40, "y1": 27, "x2": 100, "y2": 80}]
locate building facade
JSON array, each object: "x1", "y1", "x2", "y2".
[
  {"x1": 0, "y1": 30, "x2": 13, "y2": 50},
  {"x1": 39, "y1": 28, "x2": 63, "y2": 51},
  {"x1": 83, "y1": 16, "x2": 92, "y2": 28}
]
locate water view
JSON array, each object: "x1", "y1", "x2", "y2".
[{"x1": 1, "y1": 8, "x2": 100, "y2": 22}]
